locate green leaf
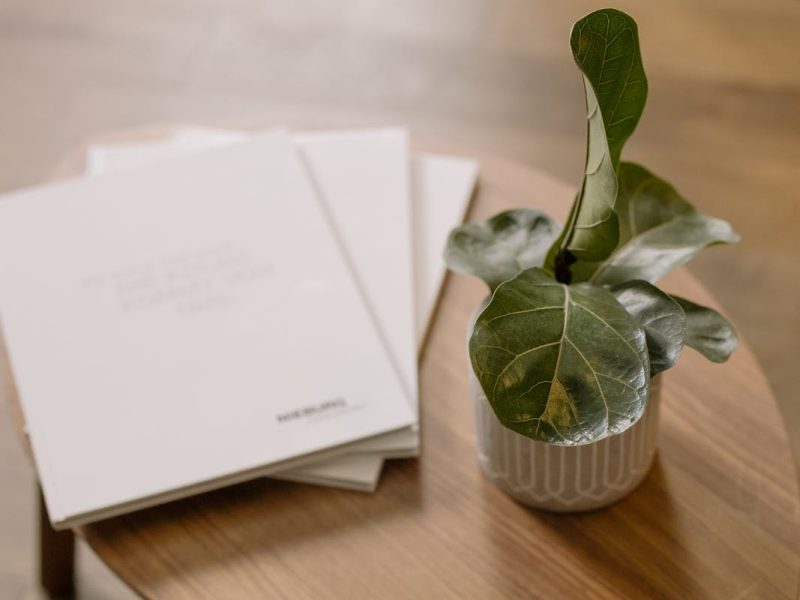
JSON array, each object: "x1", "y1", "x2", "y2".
[
  {"x1": 546, "y1": 8, "x2": 648, "y2": 280},
  {"x1": 544, "y1": 73, "x2": 620, "y2": 276},
  {"x1": 671, "y1": 296, "x2": 738, "y2": 363},
  {"x1": 572, "y1": 162, "x2": 741, "y2": 285},
  {"x1": 470, "y1": 267, "x2": 649, "y2": 446},
  {"x1": 611, "y1": 280, "x2": 685, "y2": 375},
  {"x1": 444, "y1": 209, "x2": 560, "y2": 290},
  {"x1": 615, "y1": 162, "x2": 695, "y2": 245},
  {"x1": 571, "y1": 9, "x2": 648, "y2": 167}
]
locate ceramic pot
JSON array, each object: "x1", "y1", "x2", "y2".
[{"x1": 467, "y1": 305, "x2": 661, "y2": 512}]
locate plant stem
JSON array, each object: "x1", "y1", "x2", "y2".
[{"x1": 554, "y1": 250, "x2": 576, "y2": 284}]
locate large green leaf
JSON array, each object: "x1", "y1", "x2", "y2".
[
  {"x1": 611, "y1": 280, "x2": 685, "y2": 375},
  {"x1": 615, "y1": 162, "x2": 695, "y2": 245},
  {"x1": 571, "y1": 162, "x2": 741, "y2": 284},
  {"x1": 443, "y1": 209, "x2": 560, "y2": 290},
  {"x1": 545, "y1": 75, "x2": 619, "y2": 279},
  {"x1": 470, "y1": 267, "x2": 649, "y2": 446},
  {"x1": 546, "y1": 9, "x2": 647, "y2": 281},
  {"x1": 571, "y1": 9, "x2": 648, "y2": 167},
  {"x1": 671, "y1": 296, "x2": 738, "y2": 362}
]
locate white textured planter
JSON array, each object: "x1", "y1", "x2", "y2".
[{"x1": 469, "y1": 371, "x2": 661, "y2": 511}]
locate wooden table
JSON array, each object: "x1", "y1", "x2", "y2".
[{"x1": 5, "y1": 128, "x2": 800, "y2": 599}]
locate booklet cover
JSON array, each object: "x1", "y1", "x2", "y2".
[
  {"x1": 90, "y1": 127, "x2": 421, "y2": 460},
  {"x1": 0, "y1": 131, "x2": 415, "y2": 527},
  {"x1": 86, "y1": 127, "x2": 479, "y2": 491}
]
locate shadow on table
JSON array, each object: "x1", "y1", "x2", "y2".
[{"x1": 483, "y1": 456, "x2": 705, "y2": 598}]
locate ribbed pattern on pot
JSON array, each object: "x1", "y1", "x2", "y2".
[{"x1": 469, "y1": 374, "x2": 661, "y2": 512}]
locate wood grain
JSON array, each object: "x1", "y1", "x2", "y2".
[{"x1": 6, "y1": 128, "x2": 794, "y2": 598}]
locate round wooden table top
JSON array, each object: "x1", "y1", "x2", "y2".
[{"x1": 6, "y1": 127, "x2": 800, "y2": 599}]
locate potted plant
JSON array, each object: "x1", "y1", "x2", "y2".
[{"x1": 444, "y1": 8, "x2": 739, "y2": 511}]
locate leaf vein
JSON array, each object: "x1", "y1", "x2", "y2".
[
  {"x1": 565, "y1": 337, "x2": 610, "y2": 433},
  {"x1": 570, "y1": 300, "x2": 640, "y2": 356},
  {"x1": 485, "y1": 305, "x2": 562, "y2": 324},
  {"x1": 489, "y1": 340, "x2": 561, "y2": 399}
]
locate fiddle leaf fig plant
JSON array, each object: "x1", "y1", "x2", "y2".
[{"x1": 445, "y1": 8, "x2": 739, "y2": 446}]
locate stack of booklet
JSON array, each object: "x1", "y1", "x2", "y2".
[{"x1": 0, "y1": 127, "x2": 477, "y2": 528}]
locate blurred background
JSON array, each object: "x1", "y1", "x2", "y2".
[{"x1": 0, "y1": 0, "x2": 798, "y2": 596}]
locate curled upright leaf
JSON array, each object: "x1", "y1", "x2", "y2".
[
  {"x1": 545, "y1": 71, "x2": 620, "y2": 278},
  {"x1": 470, "y1": 267, "x2": 649, "y2": 446},
  {"x1": 570, "y1": 9, "x2": 648, "y2": 167},
  {"x1": 546, "y1": 9, "x2": 648, "y2": 280}
]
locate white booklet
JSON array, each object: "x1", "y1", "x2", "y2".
[
  {"x1": 0, "y1": 131, "x2": 416, "y2": 527},
  {"x1": 87, "y1": 127, "x2": 479, "y2": 491}
]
